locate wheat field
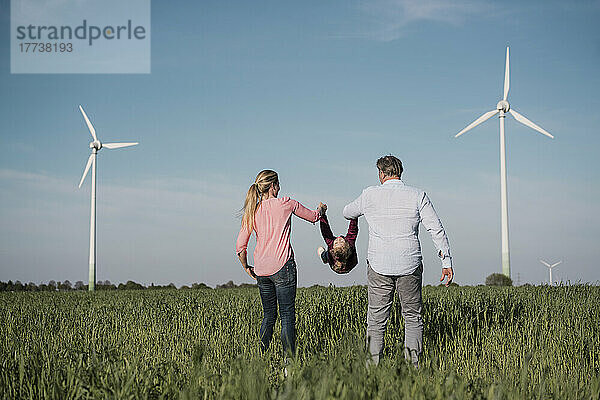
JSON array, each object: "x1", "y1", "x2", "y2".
[{"x1": 1, "y1": 285, "x2": 599, "y2": 399}]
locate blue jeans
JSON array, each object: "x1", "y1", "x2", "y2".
[{"x1": 256, "y1": 257, "x2": 297, "y2": 356}]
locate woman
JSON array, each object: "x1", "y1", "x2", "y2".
[{"x1": 236, "y1": 170, "x2": 324, "y2": 357}]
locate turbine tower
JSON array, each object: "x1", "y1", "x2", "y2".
[
  {"x1": 455, "y1": 47, "x2": 554, "y2": 279},
  {"x1": 540, "y1": 259, "x2": 562, "y2": 285},
  {"x1": 77, "y1": 105, "x2": 138, "y2": 291}
]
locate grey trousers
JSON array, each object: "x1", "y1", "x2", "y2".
[{"x1": 366, "y1": 263, "x2": 423, "y2": 367}]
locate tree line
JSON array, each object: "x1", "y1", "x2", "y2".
[
  {"x1": 0, "y1": 280, "x2": 216, "y2": 292},
  {"x1": 0, "y1": 274, "x2": 514, "y2": 292}
]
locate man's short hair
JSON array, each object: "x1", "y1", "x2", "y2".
[{"x1": 376, "y1": 155, "x2": 403, "y2": 178}]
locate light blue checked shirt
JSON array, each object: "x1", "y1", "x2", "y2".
[{"x1": 343, "y1": 179, "x2": 452, "y2": 276}]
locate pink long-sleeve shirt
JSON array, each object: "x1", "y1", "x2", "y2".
[{"x1": 236, "y1": 197, "x2": 319, "y2": 276}]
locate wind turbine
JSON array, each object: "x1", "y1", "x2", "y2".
[
  {"x1": 77, "y1": 105, "x2": 138, "y2": 291},
  {"x1": 540, "y1": 259, "x2": 562, "y2": 285},
  {"x1": 455, "y1": 47, "x2": 554, "y2": 279}
]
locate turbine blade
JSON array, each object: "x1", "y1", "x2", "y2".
[
  {"x1": 551, "y1": 261, "x2": 562, "y2": 268},
  {"x1": 455, "y1": 110, "x2": 499, "y2": 138},
  {"x1": 103, "y1": 142, "x2": 139, "y2": 149},
  {"x1": 509, "y1": 109, "x2": 554, "y2": 138},
  {"x1": 539, "y1": 259, "x2": 551, "y2": 268},
  {"x1": 78, "y1": 153, "x2": 94, "y2": 188},
  {"x1": 503, "y1": 47, "x2": 510, "y2": 101},
  {"x1": 79, "y1": 105, "x2": 98, "y2": 141}
]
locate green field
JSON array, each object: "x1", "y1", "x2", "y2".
[{"x1": 1, "y1": 285, "x2": 599, "y2": 399}]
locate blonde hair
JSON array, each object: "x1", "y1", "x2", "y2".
[{"x1": 241, "y1": 170, "x2": 279, "y2": 232}]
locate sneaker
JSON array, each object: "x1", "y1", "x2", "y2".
[
  {"x1": 404, "y1": 348, "x2": 420, "y2": 369},
  {"x1": 283, "y1": 357, "x2": 290, "y2": 378},
  {"x1": 317, "y1": 247, "x2": 327, "y2": 264}
]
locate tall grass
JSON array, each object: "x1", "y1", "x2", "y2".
[{"x1": 1, "y1": 285, "x2": 598, "y2": 399}]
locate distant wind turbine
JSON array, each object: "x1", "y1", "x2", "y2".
[
  {"x1": 455, "y1": 47, "x2": 554, "y2": 279},
  {"x1": 77, "y1": 105, "x2": 138, "y2": 291},
  {"x1": 540, "y1": 259, "x2": 562, "y2": 285}
]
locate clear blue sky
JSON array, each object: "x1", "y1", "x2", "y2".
[{"x1": 1, "y1": 0, "x2": 599, "y2": 287}]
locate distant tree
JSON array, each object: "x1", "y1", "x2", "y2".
[
  {"x1": 192, "y1": 283, "x2": 210, "y2": 290},
  {"x1": 38, "y1": 284, "x2": 48, "y2": 291},
  {"x1": 59, "y1": 280, "x2": 72, "y2": 291},
  {"x1": 180, "y1": 285, "x2": 190, "y2": 290},
  {"x1": 216, "y1": 280, "x2": 236, "y2": 289},
  {"x1": 27, "y1": 282, "x2": 38, "y2": 291},
  {"x1": 167, "y1": 283, "x2": 176, "y2": 289},
  {"x1": 74, "y1": 281, "x2": 85, "y2": 290},
  {"x1": 485, "y1": 273, "x2": 513, "y2": 286},
  {"x1": 48, "y1": 280, "x2": 57, "y2": 291},
  {"x1": 118, "y1": 280, "x2": 145, "y2": 290}
]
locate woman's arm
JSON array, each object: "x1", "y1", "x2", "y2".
[
  {"x1": 237, "y1": 249, "x2": 257, "y2": 280},
  {"x1": 236, "y1": 226, "x2": 256, "y2": 280},
  {"x1": 291, "y1": 199, "x2": 321, "y2": 223}
]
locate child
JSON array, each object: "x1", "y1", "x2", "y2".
[{"x1": 317, "y1": 203, "x2": 359, "y2": 274}]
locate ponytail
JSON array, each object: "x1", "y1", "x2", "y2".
[
  {"x1": 242, "y1": 183, "x2": 260, "y2": 232},
  {"x1": 241, "y1": 170, "x2": 278, "y2": 232}
]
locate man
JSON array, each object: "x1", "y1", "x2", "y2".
[{"x1": 343, "y1": 155, "x2": 453, "y2": 367}]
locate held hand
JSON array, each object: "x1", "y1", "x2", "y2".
[
  {"x1": 245, "y1": 265, "x2": 257, "y2": 281},
  {"x1": 440, "y1": 267, "x2": 454, "y2": 287},
  {"x1": 318, "y1": 202, "x2": 327, "y2": 216}
]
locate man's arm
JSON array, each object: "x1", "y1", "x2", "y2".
[
  {"x1": 343, "y1": 191, "x2": 364, "y2": 220},
  {"x1": 418, "y1": 192, "x2": 452, "y2": 270}
]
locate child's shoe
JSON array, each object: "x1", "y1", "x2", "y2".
[{"x1": 317, "y1": 246, "x2": 328, "y2": 264}]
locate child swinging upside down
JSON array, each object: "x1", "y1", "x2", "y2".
[{"x1": 316, "y1": 203, "x2": 359, "y2": 274}]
